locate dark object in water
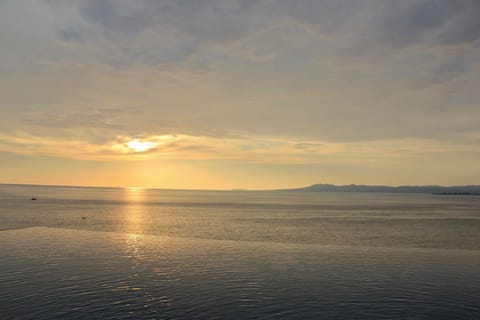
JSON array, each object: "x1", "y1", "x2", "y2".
[
  {"x1": 31, "y1": 198, "x2": 37, "y2": 201},
  {"x1": 81, "y1": 217, "x2": 86, "y2": 220}
]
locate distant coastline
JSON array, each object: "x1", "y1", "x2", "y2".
[
  {"x1": 432, "y1": 192, "x2": 480, "y2": 196},
  {"x1": 278, "y1": 184, "x2": 480, "y2": 194},
  {"x1": 2, "y1": 182, "x2": 480, "y2": 194}
]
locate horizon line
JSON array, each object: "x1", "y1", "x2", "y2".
[{"x1": 1, "y1": 182, "x2": 480, "y2": 192}]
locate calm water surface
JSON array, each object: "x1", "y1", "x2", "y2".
[{"x1": 1, "y1": 184, "x2": 480, "y2": 319}]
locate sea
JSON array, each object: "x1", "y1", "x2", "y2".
[{"x1": 1, "y1": 184, "x2": 479, "y2": 319}]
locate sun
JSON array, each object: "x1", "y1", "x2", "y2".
[{"x1": 126, "y1": 139, "x2": 157, "y2": 152}]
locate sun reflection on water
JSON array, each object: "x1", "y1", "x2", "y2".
[
  {"x1": 123, "y1": 187, "x2": 147, "y2": 235},
  {"x1": 123, "y1": 187, "x2": 148, "y2": 262}
]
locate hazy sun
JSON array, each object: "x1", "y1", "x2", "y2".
[{"x1": 126, "y1": 139, "x2": 156, "y2": 152}]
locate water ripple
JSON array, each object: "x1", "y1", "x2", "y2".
[{"x1": 1, "y1": 227, "x2": 480, "y2": 319}]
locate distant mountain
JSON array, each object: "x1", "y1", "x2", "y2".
[{"x1": 278, "y1": 184, "x2": 480, "y2": 194}]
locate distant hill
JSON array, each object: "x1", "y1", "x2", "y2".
[{"x1": 278, "y1": 184, "x2": 480, "y2": 194}]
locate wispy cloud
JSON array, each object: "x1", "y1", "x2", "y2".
[{"x1": 1, "y1": 130, "x2": 477, "y2": 169}]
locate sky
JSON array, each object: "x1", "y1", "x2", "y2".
[{"x1": 1, "y1": 0, "x2": 480, "y2": 189}]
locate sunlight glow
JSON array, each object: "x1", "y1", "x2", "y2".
[
  {"x1": 123, "y1": 187, "x2": 146, "y2": 235},
  {"x1": 126, "y1": 140, "x2": 157, "y2": 153}
]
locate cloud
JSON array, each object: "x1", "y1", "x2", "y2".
[
  {"x1": 1, "y1": 0, "x2": 480, "y2": 150},
  {"x1": 435, "y1": 1, "x2": 480, "y2": 46},
  {"x1": 1, "y1": 129, "x2": 478, "y2": 172},
  {"x1": 24, "y1": 107, "x2": 125, "y2": 130}
]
